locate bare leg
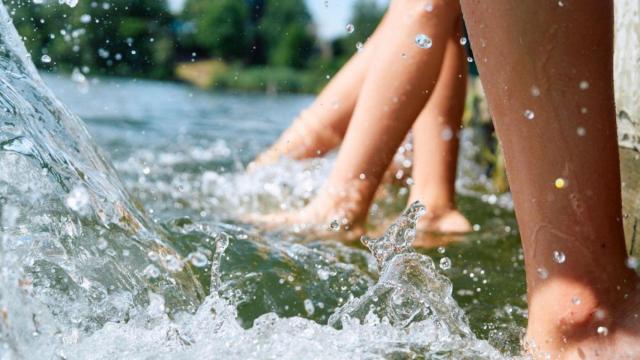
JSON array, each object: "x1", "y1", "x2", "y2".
[
  {"x1": 409, "y1": 26, "x2": 471, "y2": 234},
  {"x1": 259, "y1": 0, "x2": 463, "y2": 232},
  {"x1": 251, "y1": 13, "x2": 391, "y2": 167},
  {"x1": 461, "y1": 0, "x2": 640, "y2": 358}
]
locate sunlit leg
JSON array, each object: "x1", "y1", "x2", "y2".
[{"x1": 461, "y1": 0, "x2": 640, "y2": 357}]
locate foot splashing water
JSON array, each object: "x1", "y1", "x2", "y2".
[{"x1": 0, "y1": 2, "x2": 506, "y2": 358}]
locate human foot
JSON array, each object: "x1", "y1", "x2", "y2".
[
  {"x1": 526, "y1": 276, "x2": 640, "y2": 359},
  {"x1": 249, "y1": 111, "x2": 342, "y2": 169},
  {"x1": 245, "y1": 180, "x2": 372, "y2": 241}
]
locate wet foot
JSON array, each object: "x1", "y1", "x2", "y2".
[
  {"x1": 249, "y1": 111, "x2": 342, "y2": 170},
  {"x1": 415, "y1": 207, "x2": 471, "y2": 234},
  {"x1": 245, "y1": 181, "x2": 371, "y2": 242},
  {"x1": 526, "y1": 278, "x2": 640, "y2": 359}
]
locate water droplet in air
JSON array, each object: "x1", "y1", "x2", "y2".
[
  {"x1": 304, "y1": 299, "x2": 315, "y2": 316},
  {"x1": 537, "y1": 267, "x2": 549, "y2": 279},
  {"x1": 65, "y1": 186, "x2": 90, "y2": 213},
  {"x1": 359, "y1": 173, "x2": 366, "y2": 180},
  {"x1": 472, "y1": 224, "x2": 481, "y2": 232},
  {"x1": 554, "y1": 178, "x2": 567, "y2": 189},
  {"x1": 466, "y1": 56, "x2": 473, "y2": 63},
  {"x1": 524, "y1": 109, "x2": 535, "y2": 120},
  {"x1": 571, "y1": 296, "x2": 581, "y2": 305},
  {"x1": 40, "y1": 54, "x2": 51, "y2": 63},
  {"x1": 580, "y1": 107, "x2": 588, "y2": 114},
  {"x1": 577, "y1": 127, "x2": 586, "y2": 136},
  {"x1": 346, "y1": 24, "x2": 354, "y2": 33},
  {"x1": 459, "y1": 37, "x2": 467, "y2": 45},
  {"x1": 553, "y1": 250, "x2": 566, "y2": 263},
  {"x1": 439, "y1": 257, "x2": 452, "y2": 270},
  {"x1": 188, "y1": 252, "x2": 208, "y2": 267},
  {"x1": 424, "y1": 3, "x2": 434, "y2": 12},
  {"x1": 80, "y1": 14, "x2": 91, "y2": 23},
  {"x1": 143, "y1": 264, "x2": 160, "y2": 278},
  {"x1": 596, "y1": 326, "x2": 608, "y2": 336},
  {"x1": 329, "y1": 219, "x2": 340, "y2": 232},
  {"x1": 441, "y1": 127, "x2": 453, "y2": 141},
  {"x1": 626, "y1": 257, "x2": 639, "y2": 269},
  {"x1": 531, "y1": 85, "x2": 541, "y2": 97},
  {"x1": 437, "y1": 246, "x2": 445, "y2": 254},
  {"x1": 579, "y1": 80, "x2": 589, "y2": 90},
  {"x1": 558, "y1": 1, "x2": 565, "y2": 7},
  {"x1": 63, "y1": 0, "x2": 78, "y2": 7},
  {"x1": 415, "y1": 34, "x2": 432, "y2": 49},
  {"x1": 317, "y1": 269, "x2": 330, "y2": 280}
]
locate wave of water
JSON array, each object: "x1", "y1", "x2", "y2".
[{"x1": 0, "y1": 2, "x2": 515, "y2": 358}]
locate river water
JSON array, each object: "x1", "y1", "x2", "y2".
[{"x1": 0, "y1": 3, "x2": 526, "y2": 358}]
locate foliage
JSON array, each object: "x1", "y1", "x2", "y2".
[
  {"x1": 8, "y1": 0, "x2": 176, "y2": 78},
  {"x1": 180, "y1": 0, "x2": 250, "y2": 61},
  {"x1": 332, "y1": 0, "x2": 384, "y2": 64}
]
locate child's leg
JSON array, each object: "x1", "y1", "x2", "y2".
[
  {"x1": 251, "y1": 13, "x2": 391, "y2": 167},
  {"x1": 461, "y1": 0, "x2": 639, "y2": 357},
  {"x1": 409, "y1": 24, "x2": 470, "y2": 234},
  {"x1": 285, "y1": 0, "x2": 463, "y2": 229}
]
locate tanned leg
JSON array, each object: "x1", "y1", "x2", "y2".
[
  {"x1": 409, "y1": 24, "x2": 471, "y2": 235},
  {"x1": 461, "y1": 0, "x2": 640, "y2": 358},
  {"x1": 250, "y1": 13, "x2": 391, "y2": 167}
]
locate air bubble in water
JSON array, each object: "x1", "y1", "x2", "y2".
[
  {"x1": 524, "y1": 109, "x2": 535, "y2": 120},
  {"x1": 459, "y1": 37, "x2": 467, "y2": 45},
  {"x1": 439, "y1": 257, "x2": 452, "y2": 270},
  {"x1": 553, "y1": 250, "x2": 566, "y2": 264},
  {"x1": 346, "y1": 24, "x2": 354, "y2": 33},
  {"x1": 304, "y1": 299, "x2": 315, "y2": 316},
  {"x1": 188, "y1": 252, "x2": 208, "y2": 267},
  {"x1": 537, "y1": 267, "x2": 549, "y2": 279},
  {"x1": 415, "y1": 34, "x2": 432, "y2": 49},
  {"x1": 40, "y1": 54, "x2": 51, "y2": 63}
]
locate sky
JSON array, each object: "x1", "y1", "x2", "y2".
[{"x1": 167, "y1": 0, "x2": 389, "y2": 40}]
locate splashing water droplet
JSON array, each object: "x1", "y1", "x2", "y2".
[
  {"x1": 40, "y1": 54, "x2": 51, "y2": 63},
  {"x1": 537, "y1": 267, "x2": 549, "y2": 279},
  {"x1": 329, "y1": 219, "x2": 340, "y2": 232},
  {"x1": 415, "y1": 34, "x2": 432, "y2": 49},
  {"x1": 303, "y1": 299, "x2": 315, "y2": 316},
  {"x1": 459, "y1": 37, "x2": 467, "y2": 45},
  {"x1": 596, "y1": 326, "x2": 608, "y2": 336},
  {"x1": 466, "y1": 56, "x2": 473, "y2": 63},
  {"x1": 355, "y1": 42, "x2": 364, "y2": 52},
  {"x1": 439, "y1": 257, "x2": 452, "y2": 270},
  {"x1": 66, "y1": 185, "x2": 90, "y2": 214},
  {"x1": 80, "y1": 14, "x2": 91, "y2": 23},
  {"x1": 345, "y1": 24, "x2": 354, "y2": 33},
  {"x1": 531, "y1": 85, "x2": 541, "y2": 97},
  {"x1": 524, "y1": 109, "x2": 535, "y2": 120},
  {"x1": 143, "y1": 264, "x2": 160, "y2": 279},
  {"x1": 424, "y1": 3, "x2": 434, "y2": 12},
  {"x1": 579, "y1": 80, "x2": 589, "y2": 90},
  {"x1": 437, "y1": 246, "x2": 445, "y2": 254},
  {"x1": 553, "y1": 250, "x2": 566, "y2": 264},
  {"x1": 359, "y1": 173, "x2": 366, "y2": 180},
  {"x1": 571, "y1": 296, "x2": 582, "y2": 305},
  {"x1": 576, "y1": 127, "x2": 586, "y2": 136},
  {"x1": 626, "y1": 257, "x2": 639, "y2": 270}
]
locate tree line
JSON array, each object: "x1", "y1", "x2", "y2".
[{"x1": 6, "y1": 0, "x2": 385, "y2": 81}]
